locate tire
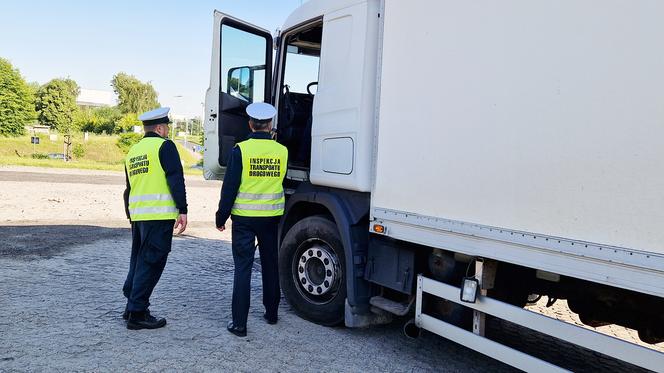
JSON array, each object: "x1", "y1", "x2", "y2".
[{"x1": 279, "y1": 215, "x2": 346, "y2": 326}]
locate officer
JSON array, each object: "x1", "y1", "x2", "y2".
[
  {"x1": 216, "y1": 102, "x2": 288, "y2": 337},
  {"x1": 122, "y1": 107, "x2": 188, "y2": 330}
]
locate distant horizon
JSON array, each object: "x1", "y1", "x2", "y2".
[{"x1": 0, "y1": 0, "x2": 307, "y2": 118}]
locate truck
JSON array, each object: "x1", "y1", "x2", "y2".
[{"x1": 204, "y1": 0, "x2": 664, "y2": 370}]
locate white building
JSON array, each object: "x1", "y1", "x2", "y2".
[{"x1": 77, "y1": 89, "x2": 116, "y2": 109}]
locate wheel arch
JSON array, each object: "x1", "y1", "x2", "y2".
[{"x1": 280, "y1": 183, "x2": 371, "y2": 313}]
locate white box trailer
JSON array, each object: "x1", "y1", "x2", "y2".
[{"x1": 205, "y1": 0, "x2": 664, "y2": 370}]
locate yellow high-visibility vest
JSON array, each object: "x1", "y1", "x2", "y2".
[
  {"x1": 125, "y1": 137, "x2": 179, "y2": 221},
  {"x1": 231, "y1": 138, "x2": 288, "y2": 217}
]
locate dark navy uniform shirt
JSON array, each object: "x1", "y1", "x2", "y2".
[
  {"x1": 123, "y1": 132, "x2": 188, "y2": 219},
  {"x1": 215, "y1": 131, "x2": 275, "y2": 228}
]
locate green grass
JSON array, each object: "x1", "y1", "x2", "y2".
[{"x1": 0, "y1": 134, "x2": 202, "y2": 175}]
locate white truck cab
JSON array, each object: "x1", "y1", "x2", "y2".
[
  {"x1": 205, "y1": 1, "x2": 664, "y2": 371},
  {"x1": 204, "y1": 0, "x2": 378, "y2": 192}
]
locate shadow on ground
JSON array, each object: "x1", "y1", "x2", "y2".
[{"x1": 0, "y1": 225, "x2": 129, "y2": 260}]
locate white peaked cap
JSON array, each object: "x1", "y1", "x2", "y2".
[
  {"x1": 246, "y1": 102, "x2": 277, "y2": 120},
  {"x1": 139, "y1": 107, "x2": 171, "y2": 124}
]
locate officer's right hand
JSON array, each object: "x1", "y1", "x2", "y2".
[
  {"x1": 174, "y1": 214, "x2": 187, "y2": 235},
  {"x1": 217, "y1": 225, "x2": 225, "y2": 233}
]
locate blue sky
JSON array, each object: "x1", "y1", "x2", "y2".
[{"x1": 0, "y1": 0, "x2": 307, "y2": 117}]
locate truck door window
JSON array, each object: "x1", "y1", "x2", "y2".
[
  {"x1": 283, "y1": 46, "x2": 319, "y2": 94},
  {"x1": 216, "y1": 21, "x2": 272, "y2": 167},
  {"x1": 221, "y1": 25, "x2": 266, "y2": 103}
]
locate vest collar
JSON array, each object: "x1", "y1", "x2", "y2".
[
  {"x1": 248, "y1": 132, "x2": 272, "y2": 140},
  {"x1": 144, "y1": 131, "x2": 163, "y2": 139}
]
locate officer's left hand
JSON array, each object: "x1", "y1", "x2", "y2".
[
  {"x1": 217, "y1": 225, "x2": 225, "y2": 233},
  {"x1": 174, "y1": 214, "x2": 187, "y2": 235}
]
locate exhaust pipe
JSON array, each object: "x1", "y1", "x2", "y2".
[{"x1": 403, "y1": 318, "x2": 422, "y2": 339}]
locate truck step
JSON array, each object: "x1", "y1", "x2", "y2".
[{"x1": 369, "y1": 296, "x2": 413, "y2": 316}]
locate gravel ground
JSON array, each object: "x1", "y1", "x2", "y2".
[
  {"x1": 0, "y1": 166, "x2": 513, "y2": 373},
  {"x1": 1, "y1": 166, "x2": 661, "y2": 372}
]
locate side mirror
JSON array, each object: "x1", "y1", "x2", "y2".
[
  {"x1": 227, "y1": 66, "x2": 252, "y2": 102},
  {"x1": 226, "y1": 64, "x2": 266, "y2": 104}
]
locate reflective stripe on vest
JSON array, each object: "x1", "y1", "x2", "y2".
[
  {"x1": 236, "y1": 192, "x2": 285, "y2": 200},
  {"x1": 231, "y1": 138, "x2": 288, "y2": 217},
  {"x1": 125, "y1": 137, "x2": 179, "y2": 221},
  {"x1": 232, "y1": 203, "x2": 286, "y2": 211},
  {"x1": 128, "y1": 193, "x2": 175, "y2": 204}
]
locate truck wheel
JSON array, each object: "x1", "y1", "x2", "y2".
[{"x1": 279, "y1": 216, "x2": 346, "y2": 326}]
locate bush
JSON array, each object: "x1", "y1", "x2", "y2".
[
  {"x1": 116, "y1": 113, "x2": 141, "y2": 133},
  {"x1": 72, "y1": 143, "x2": 85, "y2": 158},
  {"x1": 116, "y1": 132, "x2": 142, "y2": 153},
  {"x1": 75, "y1": 106, "x2": 122, "y2": 134}
]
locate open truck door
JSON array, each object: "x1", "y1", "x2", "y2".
[{"x1": 204, "y1": 11, "x2": 273, "y2": 180}]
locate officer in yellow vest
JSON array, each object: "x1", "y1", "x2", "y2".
[
  {"x1": 216, "y1": 102, "x2": 288, "y2": 337},
  {"x1": 122, "y1": 107, "x2": 188, "y2": 330}
]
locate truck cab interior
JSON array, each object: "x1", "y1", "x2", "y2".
[{"x1": 275, "y1": 22, "x2": 322, "y2": 171}]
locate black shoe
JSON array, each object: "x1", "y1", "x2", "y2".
[
  {"x1": 227, "y1": 321, "x2": 247, "y2": 337},
  {"x1": 263, "y1": 313, "x2": 277, "y2": 325},
  {"x1": 127, "y1": 311, "x2": 167, "y2": 330},
  {"x1": 122, "y1": 307, "x2": 129, "y2": 321}
]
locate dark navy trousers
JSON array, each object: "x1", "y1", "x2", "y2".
[
  {"x1": 123, "y1": 220, "x2": 174, "y2": 312},
  {"x1": 231, "y1": 215, "x2": 281, "y2": 328}
]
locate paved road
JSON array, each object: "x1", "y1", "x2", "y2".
[
  {"x1": 0, "y1": 170, "x2": 215, "y2": 188},
  {"x1": 0, "y1": 224, "x2": 513, "y2": 373}
]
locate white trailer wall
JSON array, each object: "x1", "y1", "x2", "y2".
[{"x1": 373, "y1": 0, "x2": 664, "y2": 255}]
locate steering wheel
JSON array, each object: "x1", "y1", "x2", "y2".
[{"x1": 306, "y1": 82, "x2": 318, "y2": 95}]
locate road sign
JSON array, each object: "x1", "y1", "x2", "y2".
[{"x1": 31, "y1": 136, "x2": 40, "y2": 145}]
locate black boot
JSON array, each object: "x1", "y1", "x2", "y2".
[
  {"x1": 263, "y1": 312, "x2": 277, "y2": 325},
  {"x1": 122, "y1": 306, "x2": 129, "y2": 321},
  {"x1": 227, "y1": 321, "x2": 247, "y2": 337},
  {"x1": 127, "y1": 311, "x2": 167, "y2": 330}
]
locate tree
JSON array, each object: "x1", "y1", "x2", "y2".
[
  {"x1": 111, "y1": 73, "x2": 159, "y2": 114},
  {"x1": 116, "y1": 112, "x2": 141, "y2": 133},
  {"x1": 0, "y1": 58, "x2": 35, "y2": 136},
  {"x1": 35, "y1": 78, "x2": 80, "y2": 134}
]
